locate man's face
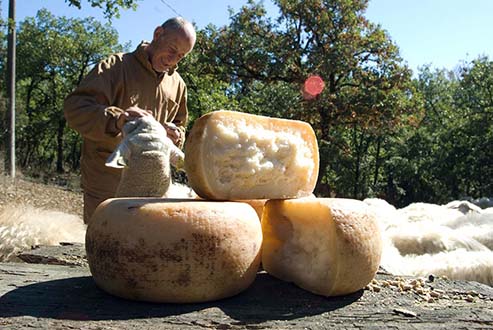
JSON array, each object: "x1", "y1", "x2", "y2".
[{"x1": 150, "y1": 26, "x2": 195, "y2": 73}]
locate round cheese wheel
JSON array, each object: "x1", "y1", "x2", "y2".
[
  {"x1": 261, "y1": 198, "x2": 382, "y2": 296},
  {"x1": 86, "y1": 198, "x2": 262, "y2": 303},
  {"x1": 237, "y1": 199, "x2": 268, "y2": 220}
]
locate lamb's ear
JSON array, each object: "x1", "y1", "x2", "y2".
[{"x1": 105, "y1": 143, "x2": 131, "y2": 169}]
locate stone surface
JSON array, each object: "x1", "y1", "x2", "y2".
[{"x1": 0, "y1": 244, "x2": 492, "y2": 329}]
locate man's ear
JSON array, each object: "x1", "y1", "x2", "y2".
[{"x1": 153, "y1": 26, "x2": 164, "y2": 42}]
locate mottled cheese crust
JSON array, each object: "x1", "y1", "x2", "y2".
[
  {"x1": 86, "y1": 198, "x2": 262, "y2": 303},
  {"x1": 185, "y1": 110, "x2": 319, "y2": 200}
]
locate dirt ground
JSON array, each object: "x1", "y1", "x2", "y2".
[{"x1": 0, "y1": 174, "x2": 83, "y2": 217}]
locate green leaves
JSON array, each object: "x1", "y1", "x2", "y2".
[
  {"x1": 64, "y1": 0, "x2": 141, "y2": 19},
  {"x1": 13, "y1": 8, "x2": 123, "y2": 172}
]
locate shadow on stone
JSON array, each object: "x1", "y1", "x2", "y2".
[{"x1": 0, "y1": 272, "x2": 362, "y2": 322}]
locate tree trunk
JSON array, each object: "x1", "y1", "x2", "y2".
[
  {"x1": 56, "y1": 116, "x2": 65, "y2": 173},
  {"x1": 373, "y1": 136, "x2": 382, "y2": 188}
]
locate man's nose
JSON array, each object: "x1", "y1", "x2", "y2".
[{"x1": 168, "y1": 54, "x2": 179, "y2": 64}]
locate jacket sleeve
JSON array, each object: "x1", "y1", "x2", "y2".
[
  {"x1": 172, "y1": 83, "x2": 189, "y2": 149},
  {"x1": 64, "y1": 56, "x2": 125, "y2": 141}
]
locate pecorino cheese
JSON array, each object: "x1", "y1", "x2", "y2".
[
  {"x1": 237, "y1": 199, "x2": 268, "y2": 220},
  {"x1": 261, "y1": 198, "x2": 382, "y2": 296},
  {"x1": 238, "y1": 195, "x2": 316, "y2": 221},
  {"x1": 184, "y1": 110, "x2": 319, "y2": 200},
  {"x1": 86, "y1": 198, "x2": 262, "y2": 303}
]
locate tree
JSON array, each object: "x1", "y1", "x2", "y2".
[
  {"x1": 178, "y1": 29, "x2": 242, "y2": 128},
  {"x1": 375, "y1": 66, "x2": 456, "y2": 206},
  {"x1": 14, "y1": 9, "x2": 125, "y2": 173},
  {"x1": 64, "y1": 0, "x2": 142, "y2": 19},
  {"x1": 197, "y1": 0, "x2": 417, "y2": 197},
  {"x1": 0, "y1": 0, "x2": 9, "y2": 163},
  {"x1": 452, "y1": 56, "x2": 493, "y2": 198},
  {"x1": 382, "y1": 59, "x2": 493, "y2": 206}
]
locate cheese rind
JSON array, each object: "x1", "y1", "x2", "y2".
[
  {"x1": 184, "y1": 110, "x2": 319, "y2": 200},
  {"x1": 261, "y1": 198, "x2": 382, "y2": 296},
  {"x1": 86, "y1": 198, "x2": 262, "y2": 303},
  {"x1": 237, "y1": 199, "x2": 268, "y2": 220}
]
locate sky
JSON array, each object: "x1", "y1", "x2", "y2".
[{"x1": 2, "y1": 0, "x2": 493, "y2": 74}]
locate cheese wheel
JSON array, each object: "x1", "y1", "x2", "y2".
[
  {"x1": 184, "y1": 110, "x2": 319, "y2": 200},
  {"x1": 237, "y1": 199, "x2": 268, "y2": 220},
  {"x1": 261, "y1": 198, "x2": 382, "y2": 296},
  {"x1": 238, "y1": 195, "x2": 316, "y2": 221},
  {"x1": 86, "y1": 198, "x2": 262, "y2": 303}
]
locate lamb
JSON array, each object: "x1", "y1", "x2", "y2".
[
  {"x1": 442, "y1": 209, "x2": 493, "y2": 250},
  {"x1": 444, "y1": 200, "x2": 483, "y2": 214},
  {"x1": 396, "y1": 202, "x2": 464, "y2": 226},
  {"x1": 0, "y1": 203, "x2": 86, "y2": 262},
  {"x1": 385, "y1": 221, "x2": 488, "y2": 255},
  {"x1": 364, "y1": 198, "x2": 493, "y2": 286},
  {"x1": 399, "y1": 249, "x2": 493, "y2": 286},
  {"x1": 105, "y1": 116, "x2": 195, "y2": 198}
]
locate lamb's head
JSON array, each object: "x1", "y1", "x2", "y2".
[
  {"x1": 105, "y1": 116, "x2": 185, "y2": 198},
  {"x1": 106, "y1": 116, "x2": 184, "y2": 170}
]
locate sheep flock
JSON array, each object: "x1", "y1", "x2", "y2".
[
  {"x1": 1, "y1": 116, "x2": 492, "y2": 287},
  {"x1": 364, "y1": 198, "x2": 493, "y2": 286}
]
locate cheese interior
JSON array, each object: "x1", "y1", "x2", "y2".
[
  {"x1": 206, "y1": 119, "x2": 316, "y2": 197},
  {"x1": 263, "y1": 200, "x2": 337, "y2": 292}
]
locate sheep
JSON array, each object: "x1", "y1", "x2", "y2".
[
  {"x1": 396, "y1": 202, "x2": 464, "y2": 225},
  {"x1": 397, "y1": 249, "x2": 493, "y2": 286},
  {"x1": 361, "y1": 199, "x2": 482, "y2": 256},
  {"x1": 365, "y1": 198, "x2": 493, "y2": 286},
  {"x1": 442, "y1": 210, "x2": 493, "y2": 250},
  {"x1": 384, "y1": 221, "x2": 488, "y2": 255},
  {"x1": 444, "y1": 200, "x2": 483, "y2": 214},
  {"x1": 105, "y1": 116, "x2": 195, "y2": 198},
  {"x1": 0, "y1": 203, "x2": 86, "y2": 262}
]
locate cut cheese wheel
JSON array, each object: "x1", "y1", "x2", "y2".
[
  {"x1": 261, "y1": 198, "x2": 382, "y2": 296},
  {"x1": 184, "y1": 110, "x2": 319, "y2": 200},
  {"x1": 86, "y1": 198, "x2": 262, "y2": 303}
]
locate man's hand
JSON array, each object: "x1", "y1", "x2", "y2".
[
  {"x1": 163, "y1": 122, "x2": 181, "y2": 146},
  {"x1": 116, "y1": 106, "x2": 152, "y2": 131}
]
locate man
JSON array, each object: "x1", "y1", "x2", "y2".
[{"x1": 64, "y1": 17, "x2": 196, "y2": 223}]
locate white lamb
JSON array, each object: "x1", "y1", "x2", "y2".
[
  {"x1": 106, "y1": 116, "x2": 195, "y2": 198},
  {"x1": 442, "y1": 209, "x2": 493, "y2": 250},
  {"x1": 444, "y1": 200, "x2": 483, "y2": 214},
  {"x1": 397, "y1": 249, "x2": 493, "y2": 285},
  {"x1": 364, "y1": 198, "x2": 493, "y2": 286},
  {"x1": 0, "y1": 203, "x2": 86, "y2": 262}
]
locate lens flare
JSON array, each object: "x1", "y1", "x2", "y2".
[{"x1": 303, "y1": 75, "x2": 325, "y2": 98}]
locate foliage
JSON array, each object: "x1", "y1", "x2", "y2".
[
  {"x1": 178, "y1": 30, "x2": 241, "y2": 128},
  {"x1": 380, "y1": 60, "x2": 493, "y2": 206},
  {"x1": 10, "y1": 9, "x2": 124, "y2": 174},
  {"x1": 451, "y1": 57, "x2": 493, "y2": 197},
  {"x1": 64, "y1": 0, "x2": 141, "y2": 19},
  {"x1": 1, "y1": 1, "x2": 491, "y2": 206},
  {"x1": 0, "y1": 0, "x2": 10, "y2": 155}
]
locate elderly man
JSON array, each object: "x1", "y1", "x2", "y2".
[{"x1": 64, "y1": 17, "x2": 196, "y2": 223}]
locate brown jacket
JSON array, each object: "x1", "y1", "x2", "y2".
[{"x1": 64, "y1": 42, "x2": 188, "y2": 198}]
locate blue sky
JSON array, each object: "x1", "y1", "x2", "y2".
[{"x1": 2, "y1": 0, "x2": 493, "y2": 74}]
